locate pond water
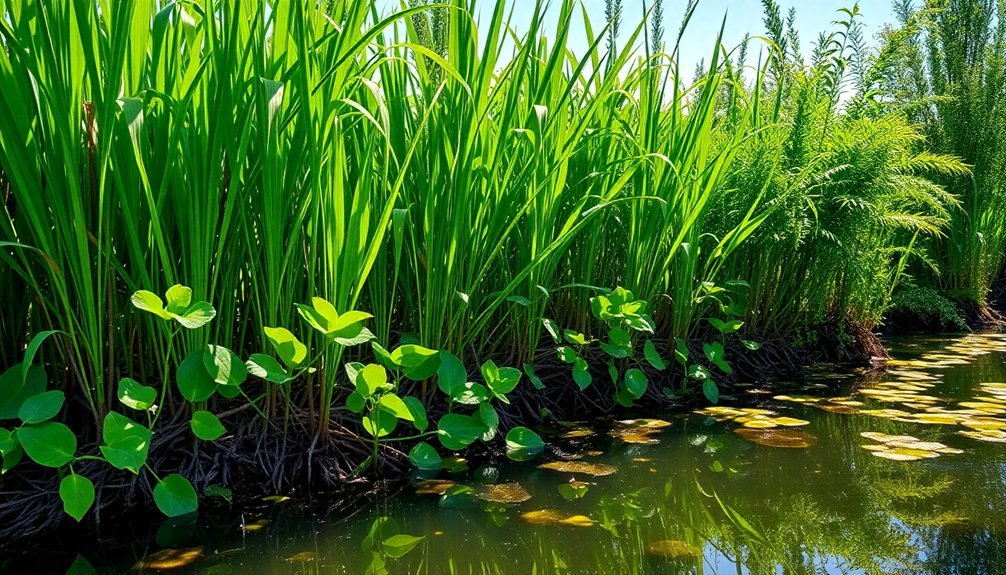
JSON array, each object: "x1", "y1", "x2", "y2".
[{"x1": 14, "y1": 333, "x2": 1006, "y2": 574}]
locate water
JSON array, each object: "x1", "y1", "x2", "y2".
[{"x1": 13, "y1": 333, "x2": 1006, "y2": 574}]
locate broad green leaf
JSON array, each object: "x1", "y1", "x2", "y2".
[
  {"x1": 18, "y1": 390, "x2": 64, "y2": 424},
  {"x1": 437, "y1": 351, "x2": 466, "y2": 396},
  {"x1": 703, "y1": 342, "x2": 732, "y2": 373},
  {"x1": 362, "y1": 408, "x2": 398, "y2": 437},
  {"x1": 0, "y1": 363, "x2": 47, "y2": 419},
  {"x1": 334, "y1": 326, "x2": 376, "y2": 347},
  {"x1": 402, "y1": 396, "x2": 428, "y2": 431},
  {"x1": 329, "y1": 310, "x2": 374, "y2": 339},
  {"x1": 100, "y1": 412, "x2": 152, "y2": 473},
  {"x1": 644, "y1": 339, "x2": 667, "y2": 370},
  {"x1": 505, "y1": 426, "x2": 544, "y2": 451},
  {"x1": 688, "y1": 364, "x2": 711, "y2": 381},
  {"x1": 383, "y1": 534, "x2": 424, "y2": 558},
  {"x1": 572, "y1": 357, "x2": 591, "y2": 391},
  {"x1": 742, "y1": 339, "x2": 762, "y2": 351},
  {"x1": 625, "y1": 369, "x2": 648, "y2": 399},
  {"x1": 203, "y1": 345, "x2": 247, "y2": 387},
  {"x1": 437, "y1": 414, "x2": 485, "y2": 451},
  {"x1": 117, "y1": 378, "x2": 157, "y2": 410},
  {"x1": 378, "y1": 393, "x2": 413, "y2": 422},
  {"x1": 18, "y1": 422, "x2": 76, "y2": 467},
  {"x1": 408, "y1": 442, "x2": 442, "y2": 470},
  {"x1": 165, "y1": 284, "x2": 193, "y2": 314},
  {"x1": 357, "y1": 364, "x2": 388, "y2": 397},
  {"x1": 392, "y1": 345, "x2": 440, "y2": 380},
  {"x1": 296, "y1": 303, "x2": 329, "y2": 334},
  {"x1": 174, "y1": 301, "x2": 216, "y2": 329},
  {"x1": 451, "y1": 382, "x2": 490, "y2": 405},
  {"x1": 371, "y1": 342, "x2": 397, "y2": 371},
  {"x1": 703, "y1": 380, "x2": 720, "y2": 404},
  {"x1": 190, "y1": 411, "x2": 226, "y2": 441},
  {"x1": 264, "y1": 327, "x2": 307, "y2": 368},
  {"x1": 131, "y1": 290, "x2": 172, "y2": 320},
  {"x1": 346, "y1": 391, "x2": 366, "y2": 413},
  {"x1": 556, "y1": 346, "x2": 577, "y2": 363},
  {"x1": 153, "y1": 474, "x2": 198, "y2": 517},
  {"x1": 177, "y1": 351, "x2": 217, "y2": 402},
  {"x1": 246, "y1": 354, "x2": 293, "y2": 384},
  {"x1": 60, "y1": 474, "x2": 95, "y2": 522}
]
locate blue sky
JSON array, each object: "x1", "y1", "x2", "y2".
[{"x1": 379, "y1": 1, "x2": 900, "y2": 77}]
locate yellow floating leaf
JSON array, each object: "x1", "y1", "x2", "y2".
[
  {"x1": 415, "y1": 479, "x2": 455, "y2": 495},
  {"x1": 134, "y1": 547, "x2": 204, "y2": 570},
  {"x1": 520, "y1": 509, "x2": 593, "y2": 527},
  {"x1": 735, "y1": 428, "x2": 817, "y2": 448},
  {"x1": 773, "y1": 417, "x2": 810, "y2": 427},
  {"x1": 538, "y1": 461, "x2": 617, "y2": 476},
  {"x1": 475, "y1": 482, "x2": 532, "y2": 504}
]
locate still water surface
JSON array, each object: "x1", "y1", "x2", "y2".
[{"x1": 28, "y1": 333, "x2": 1006, "y2": 574}]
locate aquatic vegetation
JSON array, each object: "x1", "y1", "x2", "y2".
[
  {"x1": 538, "y1": 461, "x2": 618, "y2": 477},
  {"x1": 734, "y1": 428, "x2": 817, "y2": 448},
  {"x1": 520, "y1": 509, "x2": 594, "y2": 527}
]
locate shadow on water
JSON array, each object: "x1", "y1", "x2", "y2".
[{"x1": 6, "y1": 332, "x2": 1006, "y2": 574}]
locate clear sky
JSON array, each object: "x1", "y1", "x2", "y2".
[{"x1": 379, "y1": 1, "x2": 900, "y2": 76}]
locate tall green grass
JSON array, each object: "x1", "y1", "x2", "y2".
[{"x1": 0, "y1": 0, "x2": 983, "y2": 437}]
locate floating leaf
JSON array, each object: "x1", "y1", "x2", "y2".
[
  {"x1": 133, "y1": 548, "x2": 203, "y2": 570},
  {"x1": 735, "y1": 428, "x2": 817, "y2": 448},
  {"x1": 538, "y1": 461, "x2": 616, "y2": 476},
  {"x1": 415, "y1": 479, "x2": 455, "y2": 495},
  {"x1": 474, "y1": 482, "x2": 532, "y2": 504},
  {"x1": 520, "y1": 509, "x2": 593, "y2": 527}
]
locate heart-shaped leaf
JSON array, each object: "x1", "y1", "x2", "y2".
[
  {"x1": 60, "y1": 474, "x2": 95, "y2": 522},
  {"x1": 117, "y1": 378, "x2": 157, "y2": 410},
  {"x1": 18, "y1": 422, "x2": 76, "y2": 467},
  {"x1": 153, "y1": 474, "x2": 198, "y2": 517},
  {"x1": 18, "y1": 390, "x2": 64, "y2": 424},
  {"x1": 190, "y1": 411, "x2": 226, "y2": 441}
]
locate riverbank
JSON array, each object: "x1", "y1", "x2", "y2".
[{"x1": 5, "y1": 330, "x2": 1006, "y2": 574}]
